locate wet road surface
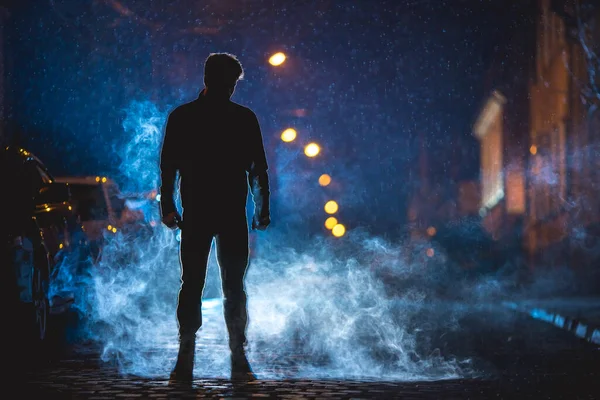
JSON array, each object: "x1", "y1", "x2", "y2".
[{"x1": 8, "y1": 301, "x2": 600, "y2": 399}]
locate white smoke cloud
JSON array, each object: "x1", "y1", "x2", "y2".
[{"x1": 47, "y1": 99, "x2": 474, "y2": 381}]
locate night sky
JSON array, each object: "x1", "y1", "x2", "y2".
[{"x1": 4, "y1": 0, "x2": 529, "y2": 235}]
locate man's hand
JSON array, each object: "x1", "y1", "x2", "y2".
[
  {"x1": 162, "y1": 211, "x2": 182, "y2": 230},
  {"x1": 252, "y1": 215, "x2": 270, "y2": 231}
]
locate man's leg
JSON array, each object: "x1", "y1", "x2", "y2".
[
  {"x1": 171, "y1": 228, "x2": 213, "y2": 382},
  {"x1": 214, "y1": 219, "x2": 255, "y2": 380}
]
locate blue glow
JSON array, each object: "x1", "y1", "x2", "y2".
[
  {"x1": 576, "y1": 324, "x2": 587, "y2": 339},
  {"x1": 591, "y1": 329, "x2": 600, "y2": 345},
  {"x1": 9, "y1": 0, "x2": 600, "y2": 384},
  {"x1": 529, "y1": 308, "x2": 555, "y2": 324},
  {"x1": 37, "y1": 99, "x2": 471, "y2": 381}
]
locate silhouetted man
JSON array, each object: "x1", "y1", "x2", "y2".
[{"x1": 159, "y1": 52, "x2": 271, "y2": 382}]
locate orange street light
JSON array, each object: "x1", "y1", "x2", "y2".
[
  {"x1": 269, "y1": 52, "x2": 286, "y2": 66},
  {"x1": 304, "y1": 143, "x2": 320, "y2": 157},
  {"x1": 332, "y1": 224, "x2": 346, "y2": 237},
  {"x1": 318, "y1": 174, "x2": 331, "y2": 187},
  {"x1": 530, "y1": 145, "x2": 537, "y2": 155},
  {"x1": 324, "y1": 200, "x2": 338, "y2": 214},
  {"x1": 325, "y1": 216, "x2": 338, "y2": 230},
  {"x1": 281, "y1": 128, "x2": 297, "y2": 142}
]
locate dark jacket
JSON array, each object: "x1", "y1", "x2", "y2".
[{"x1": 159, "y1": 91, "x2": 270, "y2": 224}]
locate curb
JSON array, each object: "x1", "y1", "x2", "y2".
[{"x1": 502, "y1": 301, "x2": 600, "y2": 345}]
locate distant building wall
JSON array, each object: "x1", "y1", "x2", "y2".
[
  {"x1": 458, "y1": 180, "x2": 481, "y2": 216},
  {"x1": 525, "y1": 0, "x2": 593, "y2": 268},
  {"x1": 470, "y1": 3, "x2": 536, "y2": 272}
]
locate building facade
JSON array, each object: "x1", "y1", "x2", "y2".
[
  {"x1": 471, "y1": 1, "x2": 536, "y2": 270},
  {"x1": 406, "y1": 131, "x2": 482, "y2": 269},
  {"x1": 473, "y1": 0, "x2": 600, "y2": 285},
  {"x1": 526, "y1": 0, "x2": 599, "y2": 272}
]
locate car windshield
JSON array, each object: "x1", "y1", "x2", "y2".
[
  {"x1": 106, "y1": 183, "x2": 126, "y2": 219},
  {"x1": 68, "y1": 184, "x2": 109, "y2": 221}
]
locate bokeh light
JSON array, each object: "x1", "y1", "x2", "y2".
[
  {"x1": 304, "y1": 143, "x2": 320, "y2": 157},
  {"x1": 324, "y1": 216, "x2": 338, "y2": 230},
  {"x1": 268, "y1": 52, "x2": 286, "y2": 66},
  {"x1": 332, "y1": 224, "x2": 346, "y2": 237},
  {"x1": 426, "y1": 226, "x2": 437, "y2": 236},
  {"x1": 281, "y1": 128, "x2": 297, "y2": 142},
  {"x1": 324, "y1": 200, "x2": 338, "y2": 214},
  {"x1": 426, "y1": 248, "x2": 435, "y2": 257},
  {"x1": 319, "y1": 174, "x2": 331, "y2": 186},
  {"x1": 530, "y1": 145, "x2": 537, "y2": 155}
]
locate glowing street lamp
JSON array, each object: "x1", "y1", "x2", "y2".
[
  {"x1": 304, "y1": 142, "x2": 320, "y2": 157},
  {"x1": 530, "y1": 145, "x2": 537, "y2": 155},
  {"x1": 325, "y1": 216, "x2": 338, "y2": 230},
  {"x1": 269, "y1": 52, "x2": 286, "y2": 66},
  {"x1": 318, "y1": 174, "x2": 331, "y2": 187},
  {"x1": 281, "y1": 128, "x2": 297, "y2": 142},
  {"x1": 332, "y1": 223, "x2": 346, "y2": 237},
  {"x1": 324, "y1": 200, "x2": 338, "y2": 214}
]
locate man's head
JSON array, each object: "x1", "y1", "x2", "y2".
[{"x1": 203, "y1": 52, "x2": 244, "y2": 98}]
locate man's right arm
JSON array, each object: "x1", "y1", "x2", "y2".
[{"x1": 159, "y1": 111, "x2": 180, "y2": 220}]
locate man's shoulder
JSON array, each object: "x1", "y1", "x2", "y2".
[
  {"x1": 168, "y1": 100, "x2": 197, "y2": 119},
  {"x1": 229, "y1": 101, "x2": 257, "y2": 119}
]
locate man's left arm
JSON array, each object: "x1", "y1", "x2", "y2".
[{"x1": 246, "y1": 111, "x2": 270, "y2": 230}]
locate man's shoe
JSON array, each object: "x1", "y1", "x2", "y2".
[
  {"x1": 169, "y1": 368, "x2": 193, "y2": 384},
  {"x1": 230, "y1": 351, "x2": 257, "y2": 381},
  {"x1": 169, "y1": 337, "x2": 195, "y2": 384}
]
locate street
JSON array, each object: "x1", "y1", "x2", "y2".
[
  {"x1": 9, "y1": 300, "x2": 600, "y2": 399},
  {"x1": 3, "y1": 1, "x2": 600, "y2": 399}
]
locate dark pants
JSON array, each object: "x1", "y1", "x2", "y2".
[{"x1": 177, "y1": 214, "x2": 250, "y2": 352}]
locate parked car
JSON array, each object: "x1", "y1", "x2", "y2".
[
  {"x1": 52, "y1": 176, "x2": 148, "y2": 263},
  {"x1": 1, "y1": 145, "x2": 90, "y2": 343}
]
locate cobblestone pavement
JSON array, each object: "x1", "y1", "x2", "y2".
[
  {"x1": 20, "y1": 363, "x2": 497, "y2": 400},
  {"x1": 10, "y1": 302, "x2": 600, "y2": 399}
]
